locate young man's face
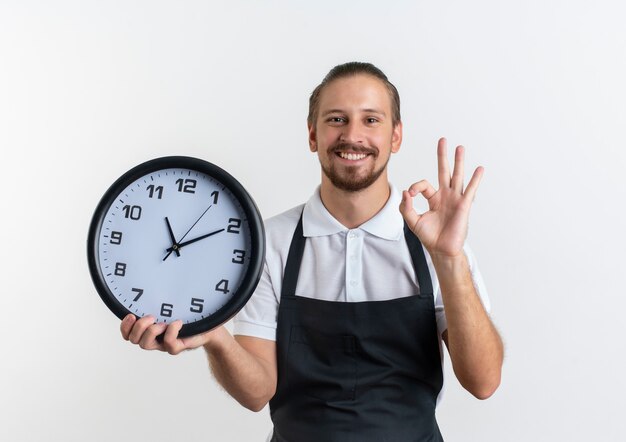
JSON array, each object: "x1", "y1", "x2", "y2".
[{"x1": 309, "y1": 74, "x2": 402, "y2": 192}]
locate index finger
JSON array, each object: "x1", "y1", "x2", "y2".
[{"x1": 437, "y1": 137, "x2": 451, "y2": 189}]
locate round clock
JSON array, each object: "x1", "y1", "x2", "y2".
[{"x1": 87, "y1": 156, "x2": 265, "y2": 338}]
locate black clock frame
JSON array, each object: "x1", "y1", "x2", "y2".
[{"x1": 87, "y1": 156, "x2": 266, "y2": 338}]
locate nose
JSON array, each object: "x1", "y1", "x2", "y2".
[{"x1": 339, "y1": 121, "x2": 364, "y2": 144}]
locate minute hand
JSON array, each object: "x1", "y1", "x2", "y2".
[{"x1": 166, "y1": 228, "x2": 225, "y2": 252}]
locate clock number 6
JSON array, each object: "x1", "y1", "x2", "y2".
[{"x1": 161, "y1": 303, "x2": 173, "y2": 318}]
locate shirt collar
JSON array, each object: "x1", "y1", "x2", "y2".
[{"x1": 302, "y1": 184, "x2": 404, "y2": 241}]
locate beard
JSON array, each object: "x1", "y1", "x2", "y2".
[{"x1": 320, "y1": 142, "x2": 389, "y2": 192}]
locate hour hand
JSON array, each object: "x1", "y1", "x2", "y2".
[
  {"x1": 166, "y1": 228, "x2": 225, "y2": 252},
  {"x1": 165, "y1": 217, "x2": 180, "y2": 257}
]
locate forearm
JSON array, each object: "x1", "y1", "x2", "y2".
[
  {"x1": 203, "y1": 327, "x2": 276, "y2": 411},
  {"x1": 432, "y1": 252, "x2": 503, "y2": 399}
]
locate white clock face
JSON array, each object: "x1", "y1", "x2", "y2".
[{"x1": 95, "y1": 167, "x2": 253, "y2": 325}]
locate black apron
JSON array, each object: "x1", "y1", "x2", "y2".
[{"x1": 269, "y1": 214, "x2": 444, "y2": 442}]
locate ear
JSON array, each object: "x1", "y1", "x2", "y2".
[
  {"x1": 308, "y1": 121, "x2": 317, "y2": 152},
  {"x1": 391, "y1": 121, "x2": 403, "y2": 153}
]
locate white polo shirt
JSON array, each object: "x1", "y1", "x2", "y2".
[{"x1": 233, "y1": 184, "x2": 490, "y2": 340}]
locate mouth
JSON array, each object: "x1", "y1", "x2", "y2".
[
  {"x1": 331, "y1": 143, "x2": 377, "y2": 163},
  {"x1": 336, "y1": 151, "x2": 370, "y2": 161}
]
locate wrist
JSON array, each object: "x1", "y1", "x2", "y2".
[
  {"x1": 202, "y1": 325, "x2": 230, "y2": 353},
  {"x1": 430, "y1": 251, "x2": 467, "y2": 269}
]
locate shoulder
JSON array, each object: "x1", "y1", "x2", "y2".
[
  {"x1": 263, "y1": 203, "x2": 304, "y2": 256},
  {"x1": 264, "y1": 204, "x2": 303, "y2": 241},
  {"x1": 264, "y1": 204, "x2": 303, "y2": 234}
]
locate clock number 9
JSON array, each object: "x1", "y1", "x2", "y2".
[{"x1": 110, "y1": 231, "x2": 123, "y2": 245}]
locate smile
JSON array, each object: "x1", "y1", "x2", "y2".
[{"x1": 337, "y1": 152, "x2": 369, "y2": 161}]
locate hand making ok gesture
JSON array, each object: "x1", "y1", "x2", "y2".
[{"x1": 399, "y1": 137, "x2": 484, "y2": 259}]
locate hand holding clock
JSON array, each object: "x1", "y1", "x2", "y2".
[{"x1": 120, "y1": 313, "x2": 228, "y2": 354}]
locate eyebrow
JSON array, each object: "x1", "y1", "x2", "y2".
[{"x1": 321, "y1": 108, "x2": 387, "y2": 117}]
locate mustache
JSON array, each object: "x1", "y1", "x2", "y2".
[{"x1": 329, "y1": 142, "x2": 378, "y2": 155}]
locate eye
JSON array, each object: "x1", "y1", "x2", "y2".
[
  {"x1": 366, "y1": 117, "x2": 379, "y2": 124},
  {"x1": 327, "y1": 116, "x2": 346, "y2": 124}
]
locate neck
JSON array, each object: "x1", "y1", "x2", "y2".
[{"x1": 319, "y1": 174, "x2": 391, "y2": 229}]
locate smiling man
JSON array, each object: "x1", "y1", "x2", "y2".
[
  {"x1": 311, "y1": 72, "x2": 401, "y2": 195},
  {"x1": 121, "y1": 62, "x2": 504, "y2": 442}
]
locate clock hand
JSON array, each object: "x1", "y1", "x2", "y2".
[
  {"x1": 177, "y1": 204, "x2": 213, "y2": 244},
  {"x1": 166, "y1": 228, "x2": 225, "y2": 252},
  {"x1": 165, "y1": 217, "x2": 180, "y2": 257},
  {"x1": 163, "y1": 204, "x2": 213, "y2": 261}
]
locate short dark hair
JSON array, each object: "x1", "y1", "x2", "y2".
[{"x1": 307, "y1": 62, "x2": 401, "y2": 128}]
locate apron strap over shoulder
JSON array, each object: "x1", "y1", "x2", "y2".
[
  {"x1": 403, "y1": 223, "x2": 434, "y2": 296},
  {"x1": 281, "y1": 212, "x2": 305, "y2": 299}
]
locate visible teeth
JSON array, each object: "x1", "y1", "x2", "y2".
[{"x1": 339, "y1": 152, "x2": 367, "y2": 161}]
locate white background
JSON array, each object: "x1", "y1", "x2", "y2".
[{"x1": 1, "y1": 1, "x2": 625, "y2": 441}]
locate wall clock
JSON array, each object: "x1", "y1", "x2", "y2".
[{"x1": 87, "y1": 156, "x2": 265, "y2": 337}]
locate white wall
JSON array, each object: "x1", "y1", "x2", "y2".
[{"x1": 1, "y1": 1, "x2": 625, "y2": 440}]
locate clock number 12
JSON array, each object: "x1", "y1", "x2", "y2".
[{"x1": 176, "y1": 178, "x2": 197, "y2": 194}]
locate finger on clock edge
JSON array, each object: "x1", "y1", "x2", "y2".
[
  {"x1": 128, "y1": 315, "x2": 156, "y2": 344},
  {"x1": 163, "y1": 320, "x2": 185, "y2": 355},
  {"x1": 140, "y1": 322, "x2": 168, "y2": 350},
  {"x1": 120, "y1": 314, "x2": 137, "y2": 340}
]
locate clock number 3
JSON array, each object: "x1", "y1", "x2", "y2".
[{"x1": 232, "y1": 249, "x2": 246, "y2": 264}]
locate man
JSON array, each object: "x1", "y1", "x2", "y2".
[{"x1": 121, "y1": 62, "x2": 504, "y2": 441}]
